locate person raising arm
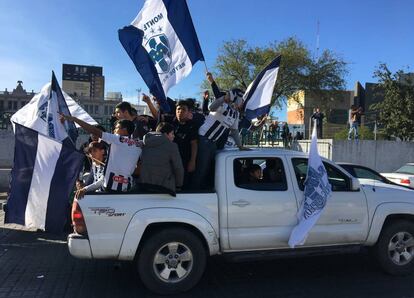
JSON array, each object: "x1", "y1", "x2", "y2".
[{"x1": 60, "y1": 113, "x2": 142, "y2": 192}]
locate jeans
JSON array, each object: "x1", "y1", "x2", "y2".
[
  {"x1": 192, "y1": 135, "x2": 217, "y2": 190},
  {"x1": 348, "y1": 122, "x2": 359, "y2": 140}
]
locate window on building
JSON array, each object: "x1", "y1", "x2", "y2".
[
  {"x1": 13, "y1": 102, "x2": 18, "y2": 110},
  {"x1": 233, "y1": 158, "x2": 287, "y2": 191},
  {"x1": 104, "y1": 106, "x2": 108, "y2": 115},
  {"x1": 8, "y1": 101, "x2": 12, "y2": 110},
  {"x1": 94, "y1": 105, "x2": 98, "y2": 114},
  {"x1": 0, "y1": 101, "x2": 4, "y2": 110}
]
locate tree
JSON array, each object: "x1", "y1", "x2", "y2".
[
  {"x1": 371, "y1": 64, "x2": 414, "y2": 141},
  {"x1": 203, "y1": 37, "x2": 348, "y2": 110}
]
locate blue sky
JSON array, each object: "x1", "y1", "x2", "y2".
[{"x1": 1, "y1": 0, "x2": 413, "y2": 120}]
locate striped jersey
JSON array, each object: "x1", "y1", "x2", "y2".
[
  {"x1": 199, "y1": 103, "x2": 239, "y2": 142},
  {"x1": 100, "y1": 132, "x2": 142, "y2": 192}
]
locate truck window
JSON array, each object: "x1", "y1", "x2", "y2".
[
  {"x1": 233, "y1": 158, "x2": 287, "y2": 191},
  {"x1": 291, "y1": 158, "x2": 350, "y2": 192}
]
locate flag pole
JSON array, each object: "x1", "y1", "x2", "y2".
[
  {"x1": 203, "y1": 60, "x2": 209, "y2": 73},
  {"x1": 86, "y1": 154, "x2": 106, "y2": 166}
]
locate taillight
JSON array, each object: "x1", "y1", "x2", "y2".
[
  {"x1": 71, "y1": 200, "x2": 88, "y2": 235},
  {"x1": 400, "y1": 179, "x2": 410, "y2": 185}
]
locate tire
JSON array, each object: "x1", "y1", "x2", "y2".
[
  {"x1": 375, "y1": 220, "x2": 414, "y2": 275},
  {"x1": 137, "y1": 227, "x2": 207, "y2": 295}
]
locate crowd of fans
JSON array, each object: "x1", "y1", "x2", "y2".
[{"x1": 60, "y1": 72, "x2": 250, "y2": 197}]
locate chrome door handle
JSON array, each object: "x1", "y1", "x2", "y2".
[{"x1": 232, "y1": 200, "x2": 250, "y2": 207}]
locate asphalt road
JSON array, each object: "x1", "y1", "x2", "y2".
[{"x1": 1, "y1": 208, "x2": 414, "y2": 298}]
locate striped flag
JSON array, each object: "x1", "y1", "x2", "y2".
[
  {"x1": 11, "y1": 73, "x2": 97, "y2": 139},
  {"x1": 5, "y1": 124, "x2": 84, "y2": 233},
  {"x1": 243, "y1": 55, "x2": 281, "y2": 121},
  {"x1": 118, "y1": 0, "x2": 204, "y2": 112}
]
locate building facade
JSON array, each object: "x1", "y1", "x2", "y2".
[
  {"x1": 62, "y1": 64, "x2": 123, "y2": 123},
  {"x1": 287, "y1": 89, "x2": 354, "y2": 139},
  {"x1": 0, "y1": 81, "x2": 36, "y2": 114},
  {"x1": 62, "y1": 64, "x2": 104, "y2": 100}
]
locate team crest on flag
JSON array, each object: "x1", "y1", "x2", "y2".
[
  {"x1": 145, "y1": 34, "x2": 172, "y2": 74},
  {"x1": 302, "y1": 165, "x2": 331, "y2": 219},
  {"x1": 118, "y1": 0, "x2": 205, "y2": 112},
  {"x1": 37, "y1": 101, "x2": 48, "y2": 122}
]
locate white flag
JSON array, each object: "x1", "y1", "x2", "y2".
[
  {"x1": 288, "y1": 121, "x2": 332, "y2": 248},
  {"x1": 118, "y1": 0, "x2": 204, "y2": 111},
  {"x1": 11, "y1": 82, "x2": 97, "y2": 136}
]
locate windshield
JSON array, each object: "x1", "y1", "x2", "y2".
[{"x1": 396, "y1": 165, "x2": 414, "y2": 175}]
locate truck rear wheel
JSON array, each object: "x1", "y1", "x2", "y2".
[
  {"x1": 375, "y1": 220, "x2": 414, "y2": 275},
  {"x1": 137, "y1": 228, "x2": 206, "y2": 294}
]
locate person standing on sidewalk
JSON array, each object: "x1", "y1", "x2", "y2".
[
  {"x1": 281, "y1": 122, "x2": 290, "y2": 148},
  {"x1": 311, "y1": 107, "x2": 324, "y2": 139},
  {"x1": 348, "y1": 105, "x2": 363, "y2": 140}
]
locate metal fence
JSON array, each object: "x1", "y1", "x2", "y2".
[
  {"x1": 0, "y1": 113, "x2": 12, "y2": 130},
  {"x1": 241, "y1": 128, "x2": 301, "y2": 148},
  {"x1": 1, "y1": 112, "x2": 329, "y2": 154},
  {"x1": 290, "y1": 140, "x2": 332, "y2": 160}
]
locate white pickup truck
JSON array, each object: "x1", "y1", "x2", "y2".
[{"x1": 68, "y1": 148, "x2": 414, "y2": 294}]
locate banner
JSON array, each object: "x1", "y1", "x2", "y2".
[
  {"x1": 11, "y1": 75, "x2": 97, "y2": 139},
  {"x1": 243, "y1": 56, "x2": 281, "y2": 121},
  {"x1": 288, "y1": 121, "x2": 332, "y2": 247},
  {"x1": 5, "y1": 124, "x2": 84, "y2": 232},
  {"x1": 119, "y1": 0, "x2": 204, "y2": 112}
]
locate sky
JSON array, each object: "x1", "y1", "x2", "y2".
[{"x1": 0, "y1": 0, "x2": 413, "y2": 120}]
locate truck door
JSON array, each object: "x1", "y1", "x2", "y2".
[
  {"x1": 289, "y1": 158, "x2": 369, "y2": 245},
  {"x1": 226, "y1": 156, "x2": 298, "y2": 250}
]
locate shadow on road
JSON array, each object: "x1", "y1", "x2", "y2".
[{"x1": 0, "y1": 227, "x2": 413, "y2": 298}]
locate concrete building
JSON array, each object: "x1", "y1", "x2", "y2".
[
  {"x1": 287, "y1": 89, "x2": 354, "y2": 139},
  {"x1": 62, "y1": 64, "x2": 104, "y2": 100},
  {"x1": 354, "y1": 72, "x2": 414, "y2": 130},
  {"x1": 61, "y1": 64, "x2": 124, "y2": 123},
  {"x1": 0, "y1": 81, "x2": 36, "y2": 114},
  {"x1": 132, "y1": 104, "x2": 152, "y2": 116},
  {"x1": 0, "y1": 81, "x2": 36, "y2": 129}
]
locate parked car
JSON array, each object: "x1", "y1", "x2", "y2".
[
  {"x1": 381, "y1": 163, "x2": 414, "y2": 189},
  {"x1": 68, "y1": 149, "x2": 414, "y2": 295},
  {"x1": 338, "y1": 163, "x2": 401, "y2": 186}
]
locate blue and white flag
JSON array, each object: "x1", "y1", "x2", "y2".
[
  {"x1": 288, "y1": 121, "x2": 332, "y2": 248},
  {"x1": 5, "y1": 124, "x2": 84, "y2": 233},
  {"x1": 118, "y1": 0, "x2": 204, "y2": 112},
  {"x1": 11, "y1": 73, "x2": 97, "y2": 141},
  {"x1": 243, "y1": 55, "x2": 281, "y2": 121},
  {"x1": 50, "y1": 71, "x2": 78, "y2": 144}
]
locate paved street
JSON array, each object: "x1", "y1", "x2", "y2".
[{"x1": 1, "y1": 203, "x2": 414, "y2": 298}]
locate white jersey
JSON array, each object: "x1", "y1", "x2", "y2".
[
  {"x1": 84, "y1": 163, "x2": 105, "y2": 193},
  {"x1": 199, "y1": 103, "x2": 239, "y2": 142},
  {"x1": 100, "y1": 132, "x2": 142, "y2": 192}
]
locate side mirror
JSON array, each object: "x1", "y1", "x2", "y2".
[{"x1": 351, "y1": 177, "x2": 360, "y2": 191}]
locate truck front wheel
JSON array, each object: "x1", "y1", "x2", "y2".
[
  {"x1": 375, "y1": 220, "x2": 414, "y2": 275},
  {"x1": 137, "y1": 227, "x2": 207, "y2": 294}
]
